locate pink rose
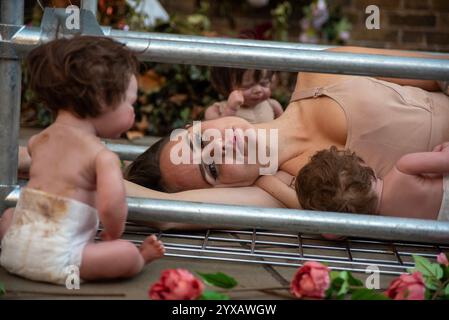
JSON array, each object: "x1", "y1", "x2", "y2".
[
  {"x1": 386, "y1": 272, "x2": 425, "y2": 300},
  {"x1": 290, "y1": 261, "x2": 330, "y2": 299},
  {"x1": 149, "y1": 269, "x2": 204, "y2": 300},
  {"x1": 437, "y1": 253, "x2": 449, "y2": 267}
]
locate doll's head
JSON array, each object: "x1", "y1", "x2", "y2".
[
  {"x1": 27, "y1": 36, "x2": 139, "y2": 137},
  {"x1": 295, "y1": 146, "x2": 379, "y2": 215},
  {"x1": 210, "y1": 67, "x2": 275, "y2": 107}
]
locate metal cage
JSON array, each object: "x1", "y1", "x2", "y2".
[{"x1": 1, "y1": 0, "x2": 449, "y2": 277}]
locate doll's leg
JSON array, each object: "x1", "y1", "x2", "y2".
[
  {"x1": 0, "y1": 208, "x2": 14, "y2": 241},
  {"x1": 80, "y1": 235, "x2": 164, "y2": 281}
]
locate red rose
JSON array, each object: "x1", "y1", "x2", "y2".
[
  {"x1": 385, "y1": 272, "x2": 425, "y2": 300},
  {"x1": 149, "y1": 269, "x2": 204, "y2": 300},
  {"x1": 290, "y1": 261, "x2": 330, "y2": 299}
]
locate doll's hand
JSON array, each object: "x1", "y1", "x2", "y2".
[
  {"x1": 433, "y1": 142, "x2": 449, "y2": 153},
  {"x1": 223, "y1": 90, "x2": 244, "y2": 115},
  {"x1": 99, "y1": 230, "x2": 114, "y2": 241}
]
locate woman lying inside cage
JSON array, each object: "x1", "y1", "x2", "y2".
[
  {"x1": 121, "y1": 46, "x2": 449, "y2": 215},
  {"x1": 16, "y1": 45, "x2": 449, "y2": 229}
]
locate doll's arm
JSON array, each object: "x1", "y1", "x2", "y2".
[
  {"x1": 222, "y1": 90, "x2": 244, "y2": 116},
  {"x1": 204, "y1": 102, "x2": 222, "y2": 120},
  {"x1": 269, "y1": 99, "x2": 284, "y2": 118},
  {"x1": 396, "y1": 149, "x2": 449, "y2": 175},
  {"x1": 95, "y1": 149, "x2": 128, "y2": 240}
]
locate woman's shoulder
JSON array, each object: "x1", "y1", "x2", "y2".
[{"x1": 295, "y1": 72, "x2": 356, "y2": 91}]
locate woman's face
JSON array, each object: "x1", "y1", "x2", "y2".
[{"x1": 159, "y1": 116, "x2": 262, "y2": 192}]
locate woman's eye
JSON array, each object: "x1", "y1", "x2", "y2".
[{"x1": 208, "y1": 162, "x2": 218, "y2": 180}]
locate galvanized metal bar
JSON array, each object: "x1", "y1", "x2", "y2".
[
  {"x1": 0, "y1": 0, "x2": 23, "y2": 212},
  {"x1": 119, "y1": 37, "x2": 449, "y2": 80},
  {"x1": 81, "y1": 0, "x2": 98, "y2": 16},
  {"x1": 103, "y1": 142, "x2": 147, "y2": 161},
  {"x1": 5, "y1": 186, "x2": 449, "y2": 244},
  {"x1": 107, "y1": 30, "x2": 447, "y2": 56},
  {"x1": 8, "y1": 26, "x2": 449, "y2": 80},
  {"x1": 107, "y1": 29, "x2": 334, "y2": 51}
]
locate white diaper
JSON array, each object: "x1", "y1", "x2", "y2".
[
  {"x1": 438, "y1": 175, "x2": 449, "y2": 221},
  {"x1": 0, "y1": 188, "x2": 99, "y2": 285}
]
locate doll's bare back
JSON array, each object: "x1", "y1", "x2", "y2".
[{"x1": 26, "y1": 123, "x2": 106, "y2": 208}]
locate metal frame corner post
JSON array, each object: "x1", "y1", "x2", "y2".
[
  {"x1": 0, "y1": 0, "x2": 24, "y2": 212},
  {"x1": 81, "y1": 0, "x2": 98, "y2": 16}
]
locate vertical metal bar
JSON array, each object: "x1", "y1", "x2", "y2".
[
  {"x1": 392, "y1": 243, "x2": 404, "y2": 266},
  {"x1": 0, "y1": 0, "x2": 24, "y2": 213},
  {"x1": 81, "y1": 0, "x2": 98, "y2": 16},
  {"x1": 297, "y1": 234, "x2": 304, "y2": 257},
  {"x1": 201, "y1": 230, "x2": 210, "y2": 250},
  {"x1": 250, "y1": 229, "x2": 256, "y2": 254}
]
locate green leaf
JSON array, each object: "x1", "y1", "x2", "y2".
[
  {"x1": 325, "y1": 286, "x2": 334, "y2": 299},
  {"x1": 424, "y1": 277, "x2": 440, "y2": 291},
  {"x1": 196, "y1": 272, "x2": 238, "y2": 289},
  {"x1": 199, "y1": 290, "x2": 230, "y2": 300},
  {"x1": 445, "y1": 283, "x2": 449, "y2": 296},
  {"x1": 330, "y1": 271, "x2": 341, "y2": 281},
  {"x1": 0, "y1": 282, "x2": 5, "y2": 296},
  {"x1": 346, "y1": 272, "x2": 364, "y2": 287},
  {"x1": 351, "y1": 288, "x2": 389, "y2": 300},
  {"x1": 337, "y1": 280, "x2": 350, "y2": 296},
  {"x1": 413, "y1": 255, "x2": 443, "y2": 280}
]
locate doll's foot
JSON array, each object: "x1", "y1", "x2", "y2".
[{"x1": 140, "y1": 235, "x2": 165, "y2": 263}]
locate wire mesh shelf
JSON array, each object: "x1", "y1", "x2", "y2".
[{"x1": 121, "y1": 223, "x2": 449, "y2": 276}]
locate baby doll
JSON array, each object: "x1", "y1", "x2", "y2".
[
  {"x1": 204, "y1": 67, "x2": 283, "y2": 123},
  {"x1": 0, "y1": 36, "x2": 164, "y2": 285},
  {"x1": 295, "y1": 145, "x2": 449, "y2": 221}
]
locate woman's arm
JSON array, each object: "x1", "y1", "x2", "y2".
[
  {"x1": 327, "y1": 46, "x2": 449, "y2": 91},
  {"x1": 125, "y1": 180, "x2": 286, "y2": 208}
]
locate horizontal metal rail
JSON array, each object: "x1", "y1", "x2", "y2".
[
  {"x1": 5, "y1": 186, "x2": 449, "y2": 244},
  {"x1": 106, "y1": 29, "x2": 447, "y2": 56},
  {"x1": 106, "y1": 29, "x2": 334, "y2": 51},
  {"x1": 103, "y1": 142, "x2": 147, "y2": 161},
  {"x1": 4, "y1": 25, "x2": 449, "y2": 80}
]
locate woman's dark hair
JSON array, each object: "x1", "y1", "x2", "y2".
[{"x1": 124, "y1": 136, "x2": 171, "y2": 192}]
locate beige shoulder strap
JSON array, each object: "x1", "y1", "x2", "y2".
[{"x1": 290, "y1": 87, "x2": 326, "y2": 102}]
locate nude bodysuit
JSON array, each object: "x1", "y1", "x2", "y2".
[{"x1": 290, "y1": 76, "x2": 449, "y2": 177}]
